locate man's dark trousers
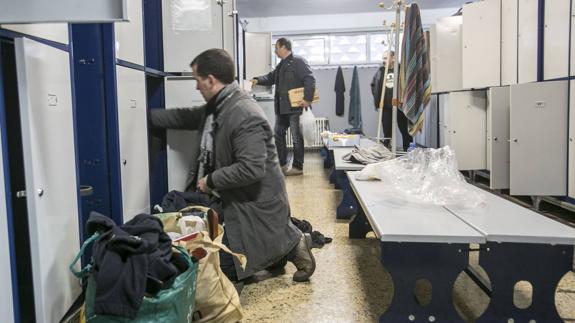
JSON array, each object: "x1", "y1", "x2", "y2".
[{"x1": 275, "y1": 113, "x2": 304, "y2": 170}]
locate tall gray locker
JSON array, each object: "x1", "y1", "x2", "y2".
[
  {"x1": 15, "y1": 37, "x2": 81, "y2": 323},
  {"x1": 164, "y1": 79, "x2": 201, "y2": 192},
  {"x1": 448, "y1": 91, "x2": 487, "y2": 171},
  {"x1": 510, "y1": 81, "x2": 568, "y2": 195},
  {"x1": 487, "y1": 87, "x2": 510, "y2": 189},
  {"x1": 569, "y1": 80, "x2": 575, "y2": 198},
  {"x1": 0, "y1": 123, "x2": 15, "y2": 323},
  {"x1": 116, "y1": 66, "x2": 150, "y2": 221}
]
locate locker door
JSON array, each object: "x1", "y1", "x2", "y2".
[
  {"x1": 0, "y1": 118, "x2": 15, "y2": 323},
  {"x1": 462, "y1": 0, "x2": 501, "y2": 89},
  {"x1": 433, "y1": 17, "x2": 463, "y2": 93},
  {"x1": 510, "y1": 81, "x2": 567, "y2": 195},
  {"x1": 517, "y1": 0, "x2": 538, "y2": 84},
  {"x1": 488, "y1": 87, "x2": 510, "y2": 189},
  {"x1": 116, "y1": 66, "x2": 150, "y2": 221},
  {"x1": 165, "y1": 79, "x2": 201, "y2": 191},
  {"x1": 449, "y1": 91, "x2": 487, "y2": 171},
  {"x1": 569, "y1": 80, "x2": 575, "y2": 198},
  {"x1": 162, "y1": 0, "x2": 225, "y2": 72},
  {"x1": 245, "y1": 32, "x2": 272, "y2": 81},
  {"x1": 543, "y1": 0, "x2": 570, "y2": 80},
  {"x1": 501, "y1": 0, "x2": 518, "y2": 85},
  {"x1": 438, "y1": 93, "x2": 450, "y2": 147},
  {"x1": 114, "y1": 0, "x2": 144, "y2": 65},
  {"x1": 14, "y1": 37, "x2": 80, "y2": 323}
]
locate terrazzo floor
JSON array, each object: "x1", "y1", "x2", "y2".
[{"x1": 240, "y1": 152, "x2": 575, "y2": 323}]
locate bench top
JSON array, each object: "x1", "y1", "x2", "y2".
[
  {"x1": 323, "y1": 137, "x2": 376, "y2": 150},
  {"x1": 446, "y1": 186, "x2": 575, "y2": 245},
  {"x1": 333, "y1": 148, "x2": 366, "y2": 171},
  {"x1": 347, "y1": 172, "x2": 485, "y2": 244}
]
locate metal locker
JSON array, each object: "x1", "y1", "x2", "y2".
[
  {"x1": 501, "y1": 0, "x2": 518, "y2": 86},
  {"x1": 0, "y1": 24, "x2": 69, "y2": 44},
  {"x1": 116, "y1": 66, "x2": 150, "y2": 221},
  {"x1": 438, "y1": 93, "x2": 450, "y2": 147},
  {"x1": 510, "y1": 81, "x2": 567, "y2": 196},
  {"x1": 162, "y1": 0, "x2": 225, "y2": 72},
  {"x1": 114, "y1": 0, "x2": 145, "y2": 66},
  {"x1": 14, "y1": 37, "x2": 80, "y2": 323},
  {"x1": 0, "y1": 121, "x2": 15, "y2": 323},
  {"x1": 569, "y1": 80, "x2": 575, "y2": 198},
  {"x1": 462, "y1": 0, "x2": 501, "y2": 89},
  {"x1": 431, "y1": 16, "x2": 463, "y2": 93},
  {"x1": 449, "y1": 91, "x2": 487, "y2": 171},
  {"x1": 571, "y1": 0, "x2": 575, "y2": 76},
  {"x1": 487, "y1": 86, "x2": 510, "y2": 189},
  {"x1": 517, "y1": 0, "x2": 538, "y2": 84},
  {"x1": 245, "y1": 32, "x2": 272, "y2": 81},
  {"x1": 544, "y1": 0, "x2": 570, "y2": 80},
  {"x1": 164, "y1": 79, "x2": 202, "y2": 192}
]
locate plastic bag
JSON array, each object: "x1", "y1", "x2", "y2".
[
  {"x1": 356, "y1": 146, "x2": 485, "y2": 208},
  {"x1": 300, "y1": 109, "x2": 317, "y2": 146}
]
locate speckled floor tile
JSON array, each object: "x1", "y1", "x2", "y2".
[{"x1": 239, "y1": 152, "x2": 575, "y2": 322}]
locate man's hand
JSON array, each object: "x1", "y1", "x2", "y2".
[
  {"x1": 299, "y1": 99, "x2": 311, "y2": 109},
  {"x1": 197, "y1": 176, "x2": 209, "y2": 193},
  {"x1": 251, "y1": 79, "x2": 258, "y2": 86}
]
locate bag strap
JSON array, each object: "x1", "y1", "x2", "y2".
[
  {"x1": 173, "y1": 245, "x2": 194, "y2": 267},
  {"x1": 69, "y1": 232, "x2": 100, "y2": 279},
  {"x1": 179, "y1": 205, "x2": 210, "y2": 213}
]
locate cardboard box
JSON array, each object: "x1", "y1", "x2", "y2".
[{"x1": 288, "y1": 87, "x2": 320, "y2": 107}]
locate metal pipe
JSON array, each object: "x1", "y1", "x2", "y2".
[
  {"x1": 376, "y1": 27, "x2": 395, "y2": 143},
  {"x1": 391, "y1": 0, "x2": 402, "y2": 155}
]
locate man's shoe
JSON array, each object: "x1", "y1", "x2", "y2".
[
  {"x1": 287, "y1": 233, "x2": 316, "y2": 282},
  {"x1": 285, "y1": 167, "x2": 303, "y2": 176},
  {"x1": 281, "y1": 164, "x2": 290, "y2": 175}
]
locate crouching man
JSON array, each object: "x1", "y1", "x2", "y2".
[{"x1": 149, "y1": 48, "x2": 315, "y2": 282}]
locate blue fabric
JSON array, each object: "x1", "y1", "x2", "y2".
[{"x1": 348, "y1": 66, "x2": 362, "y2": 130}]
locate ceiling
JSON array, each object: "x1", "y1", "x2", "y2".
[{"x1": 237, "y1": 0, "x2": 471, "y2": 18}]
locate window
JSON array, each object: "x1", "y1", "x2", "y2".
[
  {"x1": 273, "y1": 31, "x2": 399, "y2": 67},
  {"x1": 329, "y1": 34, "x2": 367, "y2": 64}
]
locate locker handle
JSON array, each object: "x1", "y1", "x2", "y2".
[
  {"x1": 493, "y1": 137, "x2": 498, "y2": 142},
  {"x1": 122, "y1": 159, "x2": 127, "y2": 166},
  {"x1": 507, "y1": 139, "x2": 518, "y2": 143}
]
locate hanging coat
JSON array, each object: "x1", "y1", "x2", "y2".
[
  {"x1": 348, "y1": 66, "x2": 362, "y2": 130},
  {"x1": 149, "y1": 82, "x2": 301, "y2": 280},
  {"x1": 334, "y1": 66, "x2": 345, "y2": 116},
  {"x1": 399, "y1": 3, "x2": 431, "y2": 136}
]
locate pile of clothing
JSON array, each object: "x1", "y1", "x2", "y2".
[
  {"x1": 291, "y1": 217, "x2": 332, "y2": 248},
  {"x1": 86, "y1": 212, "x2": 189, "y2": 319},
  {"x1": 342, "y1": 144, "x2": 395, "y2": 165}
]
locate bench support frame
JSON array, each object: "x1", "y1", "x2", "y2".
[
  {"x1": 477, "y1": 242, "x2": 573, "y2": 323},
  {"x1": 336, "y1": 170, "x2": 358, "y2": 219}
]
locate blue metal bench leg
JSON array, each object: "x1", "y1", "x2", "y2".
[
  {"x1": 320, "y1": 147, "x2": 331, "y2": 169},
  {"x1": 477, "y1": 242, "x2": 573, "y2": 323},
  {"x1": 336, "y1": 171, "x2": 357, "y2": 219},
  {"x1": 348, "y1": 190, "x2": 371, "y2": 239},
  {"x1": 380, "y1": 243, "x2": 468, "y2": 323}
]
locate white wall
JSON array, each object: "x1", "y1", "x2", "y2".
[
  {"x1": 243, "y1": 7, "x2": 460, "y2": 34},
  {"x1": 311, "y1": 66, "x2": 403, "y2": 147}
]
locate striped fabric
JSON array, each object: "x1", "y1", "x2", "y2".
[{"x1": 399, "y1": 3, "x2": 431, "y2": 136}]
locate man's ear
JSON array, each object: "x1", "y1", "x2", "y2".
[{"x1": 207, "y1": 75, "x2": 217, "y2": 86}]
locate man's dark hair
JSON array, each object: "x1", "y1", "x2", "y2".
[
  {"x1": 190, "y1": 48, "x2": 235, "y2": 84},
  {"x1": 276, "y1": 38, "x2": 292, "y2": 51}
]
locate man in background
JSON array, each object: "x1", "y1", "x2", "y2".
[
  {"x1": 370, "y1": 51, "x2": 413, "y2": 151},
  {"x1": 252, "y1": 38, "x2": 316, "y2": 176}
]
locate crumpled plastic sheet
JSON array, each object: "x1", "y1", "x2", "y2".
[{"x1": 355, "y1": 146, "x2": 485, "y2": 208}]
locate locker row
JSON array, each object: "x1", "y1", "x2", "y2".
[{"x1": 431, "y1": 0, "x2": 574, "y2": 92}]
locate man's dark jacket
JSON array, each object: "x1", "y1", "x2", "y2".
[
  {"x1": 149, "y1": 82, "x2": 301, "y2": 280},
  {"x1": 255, "y1": 54, "x2": 316, "y2": 115}
]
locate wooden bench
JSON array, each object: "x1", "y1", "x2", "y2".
[{"x1": 346, "y1": 172, "x2": 575, "y2": 322}]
